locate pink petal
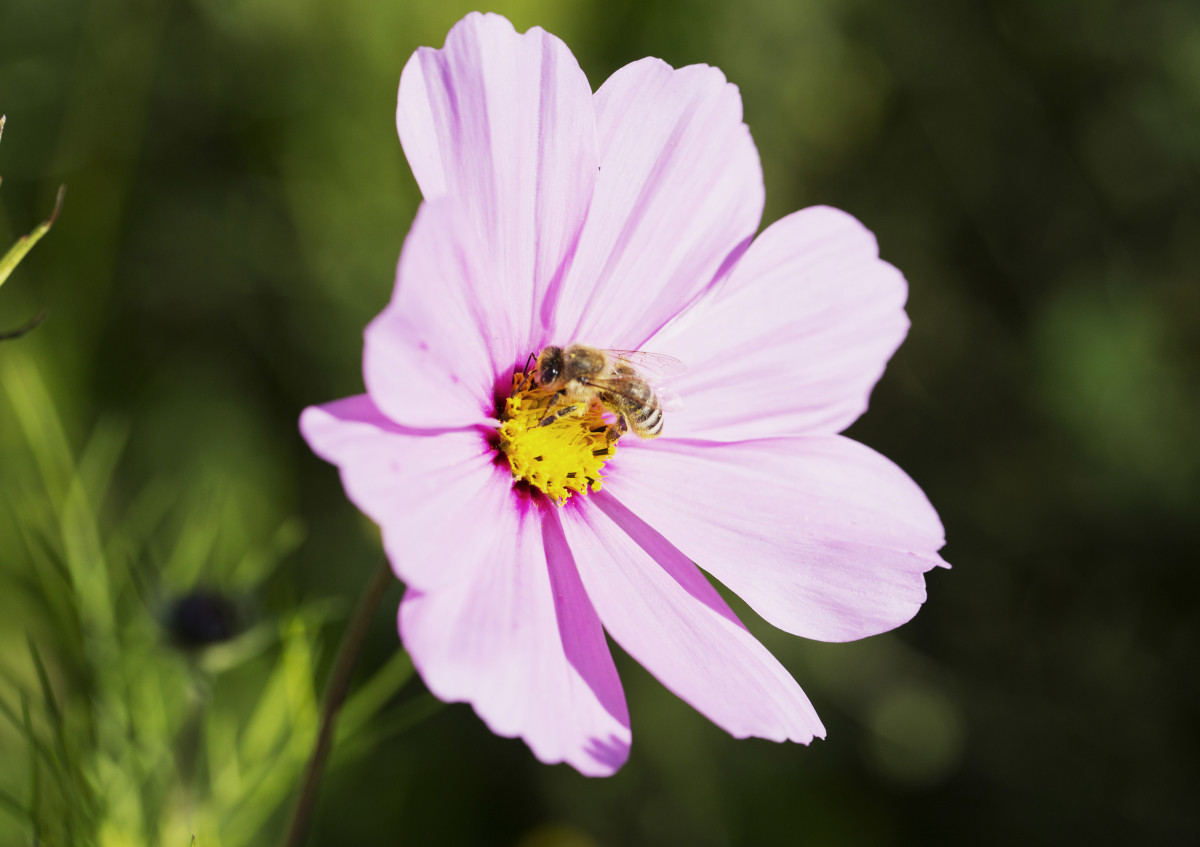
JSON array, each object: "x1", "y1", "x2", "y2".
[
  {"x1": 399, "y1": 501, "x2": 631, "y2": 777},
  {"x1": 299, "y1": 394, "x2": 508, "y2": 591},
  {"x1": 549, "y1": 59, "x2": 765, "y2": 348},
  {"x1": 648, "y1": 206, "x2": 910, "y2": 440},
  {"x1": 363, "y1": 199, "x2": 512, "y2": 429},
  {"x1": 607, "y1": 435, "x2": 947, "y2": 643},
  {"x1": 562, "y1": 493, "x2": 824, "y2": 743},
  {"x1": 397, "y1": 12, "x2": 598, "y2": 345}
]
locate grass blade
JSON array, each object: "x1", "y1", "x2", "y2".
[
  {"x1": 23, "y1": 694, "x2": 41, "y2": 845},
  {"x1": 0, "y1": 186, "x2": 65, "y2": 290},
  {"x1": 334, "y1": 650, "x2": 416, "y2": 746}
]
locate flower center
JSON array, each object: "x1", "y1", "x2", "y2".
[{"x1": 497, "y1": 371, "x2": 618, "y2": 505}]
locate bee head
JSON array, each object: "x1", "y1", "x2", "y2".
[{"x1": 536, "y1": 346, "x2": 564, "y2": 385}]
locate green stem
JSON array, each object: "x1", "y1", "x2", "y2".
[{"x1": 282, "y1": 559, "x2": 394, "y2": 847}]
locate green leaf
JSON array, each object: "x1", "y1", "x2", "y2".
[
  {"x1": 0, "y1": 186, "x2": 65, "y2": 291},
  {"x1": 0, "y1": 352, "x2": 75, "y2": 507},
  {"x1": 24, "y1": 638, "x2": 96, "y2": 827},
  {"x1": 13, "y1": 518, "x2": 83, "y2": 651},
  {"x1": 23, "y1": 694, "x2": 41, "y2": 844},
  {"x1": 0, "y1": 687, "x2": 64, "y2": 792},
  {"x1": 76, "y1": 415, "x2": 130, "y2": 523},
  {"x1": 332, "y1": 692, "x2": 444, "y2": 767},
  {"x1": 25, "y1": 640, "x2": 62, "y2": 736},
  {"x1": 0, "y1": 787, "x2": 30, "y2": 824},
  {"x1": 218, "y1": 618, "x2": 319, "y2": 846},
  {"x1": 334, "y1": 650, "x2": 416, "y2": 746}
]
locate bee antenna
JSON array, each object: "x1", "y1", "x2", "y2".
[{"x1": 511, "y1": 352, "x2": 537, "y2": 391}]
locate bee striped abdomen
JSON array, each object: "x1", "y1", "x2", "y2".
[
  {"x1": 603, "y1": 385, "x2": 663, "y2": 439},
  {"x1": 535, "y1": 344, "x2": 677, "y2": 443},
  {"x1": 634, "y1": 405, "x2": 664, "y2": 438}
]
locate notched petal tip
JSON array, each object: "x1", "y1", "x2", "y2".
[
  {"x1": 396, "y1": 500, "x2": 633, "y2": 778},
  {"x1": 607, "y1": 436, "x2": 947, "y2": 645},
  {"x1": 648, "y1": 203, "x2": 914, "y2": 440},
  {"x1": 554, "y1": 54, "x2": 763, "y2": 347},
  {"x1": 400, "y1": 594, "x2": 634, "y2": 777},
  {"x1": 564, "y1": 494, "x2": 827, "y2": 746},
  {"x1": 299, "y1": 395, "x2": 387, "y2": 463},
  {"x1": 396, "y1": 11, "x2": 598, "y2": 352}
]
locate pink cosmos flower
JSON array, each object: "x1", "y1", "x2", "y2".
[{"x1": 300, "y1": 12, "x2": 947, "y2": 777}]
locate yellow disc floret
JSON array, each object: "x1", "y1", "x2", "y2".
[{"x1": 498, "y1": 373, "x2": 617, "y2": 505}]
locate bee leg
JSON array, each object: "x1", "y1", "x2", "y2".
[
  {"x1": 515, "y1": 352, "x2": 538, "y2": 391},
  {"x1": 539, "y1": 401, "x2": 586, "y2": 427},
  {"x1": 537, "y1": 389, "x2": 566, "y2": 424},
  {"x1": 603, "y1": 413, "x2": 629, "y2": 444}
]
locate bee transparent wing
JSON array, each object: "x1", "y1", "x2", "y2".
[
  {"x1": 603, "y1": 349, "x2": 687, "y2": 381},
  {"x1": 655, "y1": 385, "x2": 684, "y2": 413},
  {"x1": 583, "y1": 373, "x2": 664, "y2": 406},
  {"x1": 594, "y1": 350, "x2": 686, "y2": 413},
  {"x1": 585, "y1": 371, "x2": 684, "y2": 415}
]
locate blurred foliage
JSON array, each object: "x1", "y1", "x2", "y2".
[
  {"x1": 1, "y1": 0, "x2": 1197, "y2": 845},
  {"x1": 0, "y1": 350, "x2": 419, "y2": 845},
  {"x1": 0, "y1": 116, "x2": 61, "y2": 339}
]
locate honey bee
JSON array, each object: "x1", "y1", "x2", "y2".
[{"x1": 531, "y1": 345, "x2": 683, "y2": 440}]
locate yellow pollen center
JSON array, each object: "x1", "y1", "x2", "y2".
[{"x1": 497, "y1": 373, "x2": 617, "y2": 505}]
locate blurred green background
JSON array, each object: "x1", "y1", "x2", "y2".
[{"x1": 2, "y1": 0, "x2": 1198, "y2": 844}]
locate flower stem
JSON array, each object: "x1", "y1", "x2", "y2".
[{"x1": 282, "y1": 558, "x2": 394, "y2": 847}]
